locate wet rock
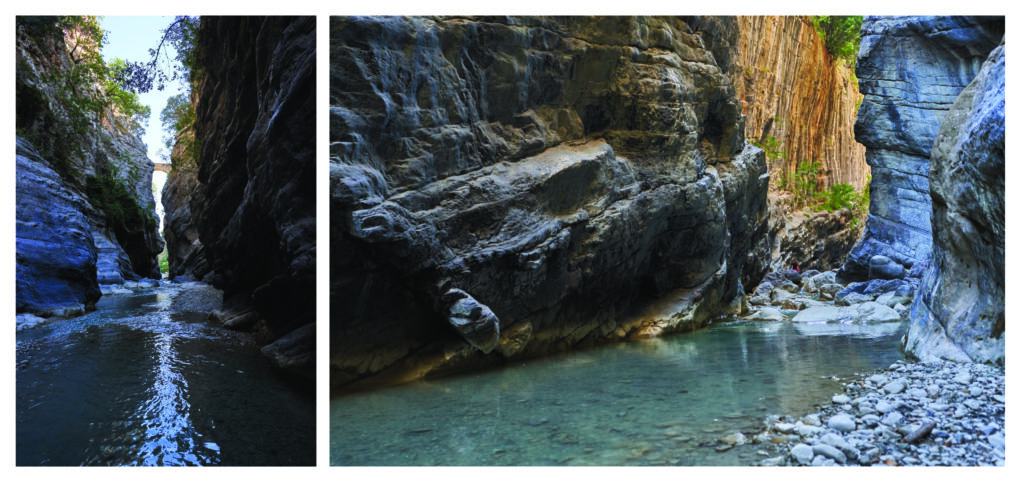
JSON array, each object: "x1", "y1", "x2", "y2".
[
  {"x1": 445, "y1": 289, "x2": 500, "y2": 353},
  {"x1": 882, "y1": 380, "x2": 906, "y2": 394},
  {"x1": 802, "y1": 271, "x2": 837, "y2": 293},
  {"x1": 165, "y1": 17, "x2": 317, "y2": 377},
  {"x1": 744, "y1": 307, "x2": 787, "y2": 322},
  {"x1": 792, "y1": 302, "x2": 900, "y2": 324},
  {"x1": 812, "y1": 443, "x2": 846, "y2": 464}
]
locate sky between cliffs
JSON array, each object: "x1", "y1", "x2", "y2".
[{"x1": 99, "y1": 16, "x2": 187, "y2": 165}]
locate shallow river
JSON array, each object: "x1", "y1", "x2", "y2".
[
  {"x1": 16, "y1": 283, "x2": 315, "y2": 466},
  {"x1": 330, "y1": 319, "x2": 905, "y2": 466}
]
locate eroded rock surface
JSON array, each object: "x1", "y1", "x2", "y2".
[
  {"x1": 16, "y1": 138, "x2": 100, "y2": 316},
  {"x1": 837, "y1": 16, "x2": 1004, "y2": 282},
  {"x1": 905, "y1": 39, "x2": 1005, "y2": 364},
  {"x1": 331, "y1": 16, "x2": 769, "y2": 389}
]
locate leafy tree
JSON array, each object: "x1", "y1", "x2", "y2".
[
  {"x1": 111, "y1": 16, "x2": 200, "y2": 93},
  {"x1": 810, "y1": 16, "x2": 864, "y2": 64}
]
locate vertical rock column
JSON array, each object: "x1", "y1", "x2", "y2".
[
  {"x1": 905, "y1": 40, "x2": 1004, "y2": 364},
  {"x1": 837, "y1": 16, "x2": 1003, "y2": 282}
]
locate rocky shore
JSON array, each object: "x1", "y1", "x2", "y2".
[
  {"x1": 733, "y1": 266, "x2": 1005, "y2": 467},
  {"x1": 752, "y1": 359, "x2": 1005, "y2": 466}
]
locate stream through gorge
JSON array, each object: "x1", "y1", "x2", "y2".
[
  {"x1": 16, "y1": 282, "x2": 315, "y2": 466},
  {"x1": 331, "y1": 318, "x2": 906, "y2": 465}
]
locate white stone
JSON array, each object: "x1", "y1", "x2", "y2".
[
  {"x1": 828, "y1": 413, "x2": 857, "y2": 433},
  {"x1": 790, "y1": 443, "x2": 814, "y2": 465}
]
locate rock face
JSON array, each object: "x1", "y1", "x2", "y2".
[
  {"x1": 905, "y1": 39, "x2": 1005, "y2": 364},
  {"x1": 837, "y1": 16, "x2": 1004, "y2": 282},
  {"x1": 163, "y1": 16, "x2": 316, "y2": 378},
  {"x1": 16, "y1": 138, "x2": 101, "y2": 316},
  {"x1": 766, "y1": 194, "x2": 864, "y2": 273},
  {"x1": 161, "y1": 129, "x2": 211, "y2": 282},
  {"x1": 331, "y1": 16, "x2": 770, "y2": 389},
  {"x1": 727, "y1": 16, "x2": 868, "y2": 190},
  {"x1": 15, "y1": 17, "x2": 163, "y2": 316}
]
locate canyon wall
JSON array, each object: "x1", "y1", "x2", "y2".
[
  {"x1": 836, "y1": 16, "x2": 1004, "y2": 282},
  {"x1": 728, "y1": 16, "x2": 868, "y2": 191},
  {"x1": 162, "y1": 16, "x2": 316, "y2": 378},
  {"x1": 15, "y1": 18, "x2": 163, "y2": 316},
  {"x1": 330, "y1": 16, "x2": 770, "y2": 390},
  {"x1": 16, "y1": 138, "x2": 101, "y2": 316},
  {"x1": 905, "y1": 39, "x2": 1004, "y2": 364}
]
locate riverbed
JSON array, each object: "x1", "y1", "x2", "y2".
[
  {"x1": 330, "y1": 319, "x2": 905, "y2": 465},
  {"x1": 16, "y1": 282, "x2": 315, "y2": 466}
]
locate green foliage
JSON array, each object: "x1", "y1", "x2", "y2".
[
  {"x1": 105, "y1": 58, "x2": 152, "y2": 132},
  {"x1": 112, "y1": 16, "x2": 200, "y2": 93},
  {"x1": 16, "y1": 15, "x2": 151, "y2": 178},
  {"x1": 810, "y1": 16, "x2": 864, "y2": 64},
  {"x1": 85, "y1": 160, "x2": 157, "y2": 236},
  {"x1": 160, "y1": 93, "x2": 199, "y2": 171},
  {"x1": 158, "y1": 250, "x2": 169, "y2": 274},
  {"x1": 819, "y1": 183, "x2": 857, "y2": 212},
  {"x1": 783, "y1": 159, "x2": 822, "y2": 207},
  {"x1": 751, "y1": 135, "x2": 784, "y2": 162}
]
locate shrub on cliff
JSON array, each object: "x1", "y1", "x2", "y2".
[{"x1": 811, "y1": 16, "x2": 864, "y2": 64}]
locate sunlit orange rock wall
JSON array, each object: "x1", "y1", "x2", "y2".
[{"x1": 729, "y1": 16, "x2": 868, "y2": 191}]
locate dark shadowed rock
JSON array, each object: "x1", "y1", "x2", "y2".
[
  {"x1": 330, "y1": 16, "x2": 769, "y2": 389},
  {"x1": 837, "y1": 16, "x2": 1004, "y2": 283},
  {"x1": 163, "y1": 16, "x2": 316, "y2": 378},
  {"x1": 906, "y1": 39, "x2": 1005, "y2": 364}
]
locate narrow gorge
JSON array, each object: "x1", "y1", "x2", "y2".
[
  {"x1": 16, "y1": 16, "x2": 316, "y2": 466},
  {"x1": 330, "y1": 15, "x2": 1004, "y2": 467}
]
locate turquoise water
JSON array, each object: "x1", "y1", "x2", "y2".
[
  {"x1": 330, "y1": 319, "x2": 905, "y2": 466},
  {"x1": 16, "y1": 284, "x2": 315, "y2": 466}
]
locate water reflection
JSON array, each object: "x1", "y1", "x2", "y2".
[
  {"x1": 331, "y1": 319, "x2": 906, "y2": 466},
  {"x1": 16, "y1": 285, "x2": 314, "y2": 466}
]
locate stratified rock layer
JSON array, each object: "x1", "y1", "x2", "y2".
[
  {"x1": 331, "y1": 16, "x2": 769, "y2": 389},
  {"x1": 837, "y1": 16, "x2": 1003, "y2": 282},
  {"x1": 164, "y1": 16, "x2": 316, "y2": 378},
  {"x1": 905, "y1": 40, "x2": 1004, "y2": 364},
  {"x1": 16, "y1": 138, "x2": 101, "y2": 316}
]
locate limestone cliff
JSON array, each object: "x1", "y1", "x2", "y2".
[
  {"x1": 16, "y1": 138, "x2": 101, "y2": 316},
  {"x1": 15, "y1": 17, "x2": 163, "y2": 316},
  {"x1": 331, "y1": 16, "x2": 769, "y2": 390},
  {"x1": 163, "y1": 16, "x2": 316, "y2": 378},
  {"x1": 837, "y1": 16, "x2": 1004, "y2": 282},
  {"x1": 727, "y1": 16, "x2": 867, "y2": 191},
  {"x1": 905, "y1": 39, "x2": 1004, "y2": 364},
  {"x1": 687, "y1": 16, "x2": 867, "y2": 273}
]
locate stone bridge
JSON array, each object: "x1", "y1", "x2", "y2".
[{"x1": 153, "y1": 162, "x2": 172, "y2": 173}]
